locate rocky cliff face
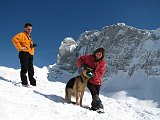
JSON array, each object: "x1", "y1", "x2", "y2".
[{"x1": 57, "y1": 23, "x2": 160, "y2": 77}]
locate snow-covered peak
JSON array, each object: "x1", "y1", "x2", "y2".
[
  {"x1": 153, "y1": 28, "x2": 160, "y2": 38},
  {"x1": 60, "y1": 37, "x2": 77, "y2": 52},
  {"x1": 58, "y1": 23, "x2": 159, "y2": 76},
  {"x1": 117, "y1": 23, "x2": 126, "y2": 26},
  {"x1": 62, "y1": 37, "x2": 76, "y2": 45}
]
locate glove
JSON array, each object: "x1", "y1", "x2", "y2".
[{"x1": 86, "y1": 71, "x2": 94, "y2": 78}]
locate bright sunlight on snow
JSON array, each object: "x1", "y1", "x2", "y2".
[{"x1": 0, "y1": 65, "x2": 160, "y2": 120}]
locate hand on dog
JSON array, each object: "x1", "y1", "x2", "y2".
[{"x1": 87, "y1": 71, "x2": 94, "y2": 78}]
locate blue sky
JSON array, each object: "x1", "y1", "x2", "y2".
[{"x1": 0, "y1": 0, "x2": 160, "y2": 69}]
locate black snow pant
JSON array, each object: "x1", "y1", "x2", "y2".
[
  {"x1": 19, "y1": 51, "x2": 36, "y2": 86},
  {"x1": 87, "y1": 82, "x2": 104, "y2": 111}
]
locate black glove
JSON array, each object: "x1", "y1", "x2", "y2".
[{"x1": 30, "y1": 43, "x2": 37, "y2": 48}]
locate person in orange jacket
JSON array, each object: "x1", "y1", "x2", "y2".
[
  {"x1": 12, "y1": 23, "x2": 37, "y2": 87},
  {"x1": 76, "y1": 47, "x2": 106, "y2": 113}
]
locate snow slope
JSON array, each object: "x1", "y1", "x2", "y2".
[{"x1": 0, "y1": 66, "x2": 160, "y2": 120}]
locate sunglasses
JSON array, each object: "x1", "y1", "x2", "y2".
[{"x1": 26, "y1": 28, "x2": 32, "y2": 31}]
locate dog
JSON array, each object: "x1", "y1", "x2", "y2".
[{"x1": 65, "y1": 66, "x2": 94, "y2": 107}]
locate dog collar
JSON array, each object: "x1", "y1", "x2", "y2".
[{"x1": 79, "y1": 76, "x2": 84, "y2": 83}]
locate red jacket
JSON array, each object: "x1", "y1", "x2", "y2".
[{"x1": 76, "y1": 54, "x2": 106, "y2": 85}]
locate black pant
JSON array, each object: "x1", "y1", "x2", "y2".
[
  {"x1": 87, "y1": 82, "x2": 103, "y2": 110},
  {"x1": 87, "y1": 82, "x2": 100, "y2": 97},
  {"x1": 19, "y1": 51, "x2": 36, "y2": 86}
]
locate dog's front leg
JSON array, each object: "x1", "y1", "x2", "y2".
[
  {"x1": 80, "y1": 91, "x2": 84, "y2": 107},
  {"x1": 76, "y1": 92, "x2": 81, "y2": 106}
]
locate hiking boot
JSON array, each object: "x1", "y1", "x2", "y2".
[
  {"x1": 96, "y1": 108, "x2": 105, "y2": 113},
  {"x1": 22, "y1": 84, "x2": 29, "y2": 87},
  {"x1": 30, "y1": 79, "x2": 36, "y2": 86},
  {"x1": 91, "y1": 95, "x2": 104, "y2": 111},
  {"x1": 30, "y1": 82, "x2": 36, "y2": 86}
]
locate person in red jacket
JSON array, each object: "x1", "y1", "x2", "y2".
[{"x1": 76, "y1": 47, "x2": 106, "y2": 112}]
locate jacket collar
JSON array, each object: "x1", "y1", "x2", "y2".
[{"x1": 23, "y1": 32, "x2": 31, "y2": 40}]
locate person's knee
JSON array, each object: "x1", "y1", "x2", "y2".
[{"x1": 21, "y1": 69, "x2": 27, "y2": 74}]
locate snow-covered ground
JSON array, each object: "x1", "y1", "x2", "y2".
[{"x1": 0, "y1": 65, "x2": 160, "y2": 120}]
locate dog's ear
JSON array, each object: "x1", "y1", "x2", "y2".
[
  {"x1": 82, "y1": 68, "x2": 94, "y2": 78},
  {"x1": 82, "y1": 64, "x2": 88, "y2": 68}
]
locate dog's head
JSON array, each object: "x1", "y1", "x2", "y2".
[{"x1": 82, "y1": 67, "x2": 94, "y2": 79}]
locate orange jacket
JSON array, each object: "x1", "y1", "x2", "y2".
[{"x1": 12, "y1": 32, "x2": 34, "y2": 55}]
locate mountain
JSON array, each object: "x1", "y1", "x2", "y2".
[
  {"x1": 55, "y1": 23, "x2": 160, "y2": 107},
  {"x1": 1, "y1": 23, "x2": 160, "y2": 120},
  {"x1": 57, "y1": 23, "x2": 160, "y2": 77}
]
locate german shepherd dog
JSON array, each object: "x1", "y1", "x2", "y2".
[{"x1": 65, "y1": 67, "x2": 94, "y2": 107}]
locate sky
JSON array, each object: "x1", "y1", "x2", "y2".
[{"x1": 0, "y1": 0, "x2": 160, "y2": 69}]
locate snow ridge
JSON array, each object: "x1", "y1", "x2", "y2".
[{"x1": 0, "y1": 66, "x2": 160, "y2": 120}]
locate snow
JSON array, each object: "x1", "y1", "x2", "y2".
[
  {"x1": 0, "y1": 66, "x2": 160, "y2": 120},
  {"x1": 59, "y1": 37, "x2": 77, "y2": 52},
  {"x1": 153, "y1": 28, "x2": 160, "y2": 38},
  {"x1": 115, "y1": 29, "x2": 127, "y2": 38},
  {"x1": 117, "y1": 23, "x2": 126, "y2": 26},
  {"x1": 142, "y1": 39, "x2": 160, "y2": 51}
]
